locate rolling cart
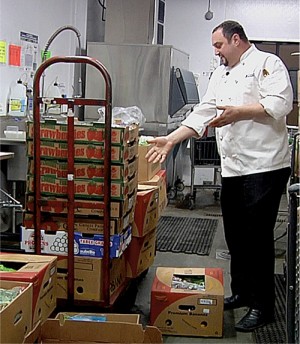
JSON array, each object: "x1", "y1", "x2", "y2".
[
  {"x1": 286, "y1": 132, "x2": 299, "y2": 344},
  {"x1": 186, "y1": 134, "x2": 221, "y2": 210},
  {"x1": 31, "y1": 55, "x2": 114, "y2": 308}
]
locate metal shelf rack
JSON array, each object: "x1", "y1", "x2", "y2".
[{"x1": 186, "y1": 135, "x2": 221, "y2": 210}]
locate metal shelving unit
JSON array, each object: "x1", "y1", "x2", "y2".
[{"x1": 186, "y1": 135, "x2": 221, "y2": 210}]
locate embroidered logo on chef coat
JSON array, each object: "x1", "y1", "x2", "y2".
[
  {"x1": 263, "y1": 69, "x2": 269, "y2": 77},
  {"x1": 245, "y1": 73, "x2": 255, "y2": 78}
]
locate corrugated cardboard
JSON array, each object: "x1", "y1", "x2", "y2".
[
  {"x1": 150, "y1": 267, "x2": 224, "y2": 337},
  {"x1": 138, "y1": 145, "x2": 161, "y2": 182},
  {"x1": 133, "y1": 185, "x2": 159, "y2": 237},
  {"x1": 125, "y1": 228, "x2": 156, "y2": 278},
  {"x1": 23, "y1": 315, "x2": 163, "y2": 343},
  {"x1": 139, "y1": 169, "x2": 168, "y2": 217},
  {"x1": 0, "y1": 253, "x2": 57, "y2": 328},
  {"x1": 0, "y1": 280, "x2": 33, "y2": 344},
  {"x1": 56, "y1": 255, "x2": 127, "y2": 302}
]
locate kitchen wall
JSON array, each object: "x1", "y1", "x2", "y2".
[
  {"x1": 164, "y1": 0, "x2": 299, "y2": 98},
  {"x1": 0, "y1": 0, "x2": 87, "y2": 115}
]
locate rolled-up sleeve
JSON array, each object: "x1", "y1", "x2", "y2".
[{"x1": 259, "y1": 57, "x2": 293, "y2": 119}]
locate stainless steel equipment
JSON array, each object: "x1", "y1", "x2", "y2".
[{"x1": 85, "y1": 42, "x2": 199, "y2": 136}]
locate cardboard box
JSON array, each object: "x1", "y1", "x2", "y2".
[
  {"x1": 133, "y1": 185, "x2": 159, "y2": 237},
  {"x1": 56, "y1": 255, "x2": 126, "y2": 302},
  {"x1": 23, "y1": 314, "x2": 163, "y2": 343},
  {"x1": 27, "y1": 120, "x2": 139, "y2": 145},
  {"x1": 26, "y1": 140, "x2": 138, "y2": 163},
  {"x1": 138, "y1": 145, "x2": 161, "y2": 182},
  {"x1": 21, "y1": 225, "x2": 132, "y2": 258},
  {"x1": 0, "y1": 280, "x2": 33, "y2": 344},
  {"x1": 150, "y1": 267, "x2": 224, "y2": 337},
  {"x1": 125, "y1": 228, "x2": 156, "y2": 278},
  {"x1": 28, "y1": 157, "x2": 138, "y2": 181},
  {"x1": 23, "y1": 209, "x2": 133, "y2": 235},
  {"x1": 139, "y1": 169, "x2": 168, "y2": 217},
  {"x1": 25, "y1": 191, "x2": 137, "y2": 218},
  {"x1": 26, "y1": 173, "x2": 138, "y2": 200},
  {"x1": 0, "y1": 253, "x2": 57, "y2": 328}
]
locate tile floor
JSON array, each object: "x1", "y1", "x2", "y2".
[{"x1": 132, "y1": 188, "x2": 289, "y2": 343}]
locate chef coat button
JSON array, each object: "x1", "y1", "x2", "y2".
[
  {"x1": 222, "y1": 155, "x2": 226, "y2": 159},
  {"x1": 220, "y1": 136, "x2": 223, "y2": 140}
]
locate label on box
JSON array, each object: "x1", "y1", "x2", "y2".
[{"x1": 21, "y1": 226, "x2": 132, "y2": 258}]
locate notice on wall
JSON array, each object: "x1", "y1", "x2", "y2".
[
  {"x1": 20, "y1": 31, "x2": 39, "y2": 72},
  {"x1": 9, "y1": 44, "x2": 21, "y2": 66},
  {"x1": 0, "y1": 41, "x2": 7, "y2": 64}
]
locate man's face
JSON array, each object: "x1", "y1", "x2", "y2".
[{"x1": 212, "y1": 28, "x2": 238, "y2": 67}]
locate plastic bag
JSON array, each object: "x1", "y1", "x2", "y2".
[{"x1": 112, "y1": 106, "x2": 145, "y2": 126}]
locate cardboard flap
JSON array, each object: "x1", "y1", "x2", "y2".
[{"x1": 143, "y1": 326, "x2": 163, "y2": 343}]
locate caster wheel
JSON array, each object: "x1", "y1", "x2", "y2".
[
  {"x1": 176, "y1": 182, "x2": 185, "y2": 192},
  {"x1": 168, "y1": 188, "x2": 177, "y2": 200}
]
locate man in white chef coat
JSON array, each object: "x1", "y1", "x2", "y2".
[{"x1": 146, "y1": 20, "x2": 293, "y2": 332}]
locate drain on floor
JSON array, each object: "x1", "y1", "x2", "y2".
[{"x1": 215, "y1": 249, "x2": 231, "y2": 260}]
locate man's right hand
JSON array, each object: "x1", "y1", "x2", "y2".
[{"x1": 145, "y1": 137, "x2": 172, "y2": 163}]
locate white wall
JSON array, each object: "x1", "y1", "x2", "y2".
[
  {"x1": 164, "y1": 0, "x2": 300, "y2": 98},
  {"x1": 0, "y1": 0, "x2": 87, "y2": 115}
]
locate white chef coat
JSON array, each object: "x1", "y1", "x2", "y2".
[{"x1": 182, "y1": 45, "x2": 293, "y2": 177}]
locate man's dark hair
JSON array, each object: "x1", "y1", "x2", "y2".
[{"x1": 213, "y1": 20, "x2": 249, "y2": 43}]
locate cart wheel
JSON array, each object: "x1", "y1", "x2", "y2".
[
  {"x1": 175, "y1": 181, "x2": 185, "y2": 192},
  {"x1": 168, "y1": 187, "x2": 177, "y2": 200}
]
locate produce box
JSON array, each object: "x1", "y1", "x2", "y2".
[
  {"x1": 125, "y1": 228, "x2": 156, "y2": 278},
  {"x1": 26, "y1": 173, "x2": 138, "y2": 200},
  {"x1": 21, "y1": 225, "x2": 132, "y2": 258},
  {"x1": 28, "y1": 157, "x2": 138, "y2": 181},
  {"x1": 150, "y1": 267, "x2": 224, "y2": 337},
  {"x1": 26, "y1": 140, "x2": 138, "y2": 163},
  {"x1": 25, "y1": 191, "x2": 137, "y2": 218},
  {"x1": 132, "y1": 185, "x2": 159, "y2": 237},
  {"x1": 23, "y1": 312, "x2": 162, "y2": 343},
  {"x1": 137, "y1": 144, "x2": 161, "y2": 182},
  {"x1": 0, "y1": 253, "x2": 57, "y2": 328},
  {"x1": 23, "y1": 209, "x2": 134, "y2": 235},
  {"x1": 56, "y1": 255, "x2": 126, "y2": 302},
  {"x1": 27, "y1": 120, "x2": 139, "y2": 145},
  {"x1": 139, "y1": 169, "x2": 168, "y2": 217},
  {"x1": 0, "y1": 280, "x2": 33, "y2": 344}
]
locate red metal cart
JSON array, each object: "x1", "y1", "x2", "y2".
[{"x1": 32, "y1": 56, "x2": 114, "y2": 307}]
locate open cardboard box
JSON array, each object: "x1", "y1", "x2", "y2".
[
  {"x1": 150, "y1": 267, "x2": 224, "y2": 337},
  {"x1": 23, "y1": 312, "x2": 163, "y2": 343},
  {"x1": 1, "y1": 280, "x2": 33, "y2": 344},
  {"x1": 0, "y1": 253, "x2": 57, "y2": 328}
]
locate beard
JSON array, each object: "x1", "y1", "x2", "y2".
[{"x1": 220, "y1": 55, "x2": 228, "y2": 66}]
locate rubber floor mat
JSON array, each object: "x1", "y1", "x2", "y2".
[
  {"x1": 253, "y1": 274, "x2": 286, "y2": 344},
  {"x1": 156, "y1": 216, "x2": 218, "y2": 255}
]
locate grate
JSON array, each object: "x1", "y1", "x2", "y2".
[
  {"x1": 156, "y1": 216, "x2": 218, "y2": 255},
  {"x1": 253, "y1": 274, "x2": 286, "y2": 344}
]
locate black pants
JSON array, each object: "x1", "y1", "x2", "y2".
[{"x1": 221, "y1": 167, "x2": 291, "y2": 314}]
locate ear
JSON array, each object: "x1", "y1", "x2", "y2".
[{"x1": 232, "y1": 33, "x2": 240, "y2": 46}]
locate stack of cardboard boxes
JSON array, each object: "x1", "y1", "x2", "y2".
[
  {"x1": 124, "y1": 144, "x2": 168, "y2": 279},
  {"x1": 21, "y1": 120, "x2": 140, "y2": 302}
]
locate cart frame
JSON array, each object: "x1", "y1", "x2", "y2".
[{"x1": 32, "y1": 56, "x2": 113, "y2": 307}]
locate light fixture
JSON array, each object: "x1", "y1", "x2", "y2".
[{"x1": 205, "y1": 0, "x2": 213, "y2": 20}]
